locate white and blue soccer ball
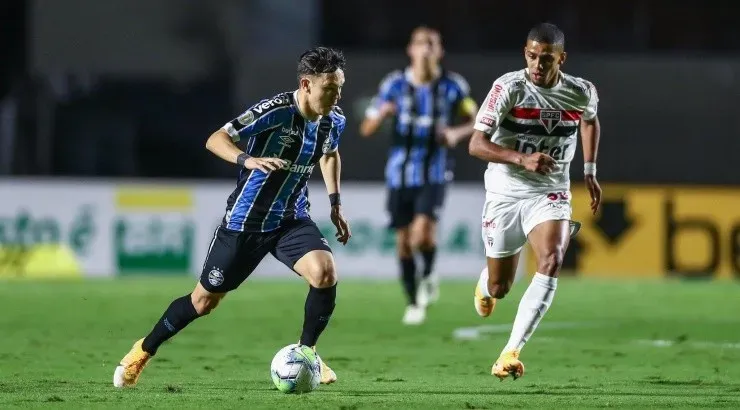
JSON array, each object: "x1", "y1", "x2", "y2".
[{"x1": 270, "y1": 344, "x2": 321, "y2": 394}]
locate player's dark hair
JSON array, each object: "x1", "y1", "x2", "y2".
[
  {"x1": 297, "y1": 46, "x2": 346, "y2": 80},
  {"x1": 527, "y1": 23, "x2": 565, "y2": 47},
  {"x1": 410, "y1": 25, "x2": 441, "y2": 41}
]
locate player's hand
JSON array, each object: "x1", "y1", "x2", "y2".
[
  {"x1": 330, "y1": 205, "x2": 351, "y2": 245},
  {"x1": 585, "y1": 175, "x2": 602, "y2": 215},
  {"x1": 378, "y1": 101, "x2": 397, "y2": 118},
  {"x1": 437, "y1": 128, "x2": 460, "y2": 147},
  {"x1": 522, "y1": 152, "x2": 557, "y2": 175},
  {"x1": 244, "y1": 157, "x2": 286, "y2": 173}
]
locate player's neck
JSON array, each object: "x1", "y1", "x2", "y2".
[
  {"x1": 409, "y1": 63, "x2": 440, "y2": 85},
  {"x1": 295, "y1": 90, "x2": 321, "y2": 122}
]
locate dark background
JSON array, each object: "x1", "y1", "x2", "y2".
[{"x1": 1, "y1": 0, "x2": 738, "y2": 184}]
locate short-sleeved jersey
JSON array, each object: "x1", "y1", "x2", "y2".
[
  {"x1": 220, "y1": 91, "x2": 345, "y2": 232},
  {"x1": 366, "y1": 68, "x2": 472, "y2": 188},
  {"x1": 473, "y1": 69, "x2": 599, "y2": 199}
]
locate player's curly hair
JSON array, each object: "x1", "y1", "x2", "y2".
[
  {"x1": 527, "y1": 23, "x2": 565, "y2": 47},
  {"x1": 297, "y1": 47, "x2": 346, "y2": 80}
]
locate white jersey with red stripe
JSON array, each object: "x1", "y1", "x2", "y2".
[{"x1": 473, "y1": 68, "x2": 598, "y2": 199}]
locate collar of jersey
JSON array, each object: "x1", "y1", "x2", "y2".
[
  {"x1": 404, "y1": 66, "x2": 442, "y2": 86},
  {"x1": 293, "y1": 90, "x2": 322, "y2": 123},
  {"x1": 524, "y1": 68, "x2": 563, "y2": 92}
]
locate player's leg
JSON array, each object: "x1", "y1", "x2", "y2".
[
  {"x1": 475, "y1": 254, "x2": 520, "y2": 315},
  {"x1": 272, "y1": 220, "x2": 338, "y2": 384},
  {"x1": 396, "y1": 227, "x2": 417, "y2": 306},
  {"x1": 475, "y1": 197, "x2": 526, "y2": 317},
  {"x1": 492, "y1": 193, "x2": 572, "y2": 381},
  {"x1": 410, "y1": 183, "x2": 445, "y2": 306},
  {"x1": 113, "y1": 227, "x2": 267, "y2": 388},
  {"x1": 387, "y1": 187, "x2": 423, "y2": 324}
]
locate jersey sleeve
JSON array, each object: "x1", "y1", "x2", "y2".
[
  {"x1": 474, "y1": 79, "x2": 515, "y2": 135},
  {"x1": 221, "y1": 97, "x2": 289, "y2": 142},
  {"x1": 325, "y1": 108, "x2": 346, "y2": 153},
  {"x1": 448, "y1": 72, "x2": 477, "y2": 118},
  {"x1": 581, "y1": 81, "x2": 599, "y2": 121},
  {"x1": 364, "y1": 71, "x2": 401, "y2": 119}
]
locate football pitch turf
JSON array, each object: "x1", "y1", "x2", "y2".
[{"x1": 1, "y1": 277, "x2": 740, "y2": 408}]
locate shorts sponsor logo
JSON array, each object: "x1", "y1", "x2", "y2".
[{"x1": 547, "y1": 192, "x2": 569, "y2": 201}]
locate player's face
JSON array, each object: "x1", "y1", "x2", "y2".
[
  {"x1": 305, "y1": 69, "x2": 345, "y2": 116},
  {"x1": 407, "y1": 29, "x2": 443, "y2": 66},
  {"x1": 524, "y1": 40, "x2": 566, "y2": 87}
]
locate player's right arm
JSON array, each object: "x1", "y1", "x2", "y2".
[
  {"x1": 205, "y1": 99, "x2": 287, "y2": 172},
  {"x1": 468, "y1": 80, "x2": 556, "y2": 175},
  {"x1": 359, "y1": 71, "x2": 400, "y2": 138}
]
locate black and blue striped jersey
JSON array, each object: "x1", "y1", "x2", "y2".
[
  {"x1": 366, "y1": 68, "x2": 471, "y2": 188},
  {"x1": 220, "y1": 91, "x2": 345, "y2": 232}
]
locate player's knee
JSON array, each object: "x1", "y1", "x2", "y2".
[
  {"x1": 410, "y1": 230, "x2": 435, "y2": 250},
  {"x1": 306, "y1": 259, "x2": 337, "y2": 288},
  {"x1": 409, "y1": 224, "x2": 435, "y2": 250},
  {"x1": 396, "y1": 236, "x2": 413, "y2": 258},
  {"x1": 538, "y1": 248, "x2": 564, "y2": 276},
  {"x1": 191, "y1": 292, "x2": 224, "y2": 316}
]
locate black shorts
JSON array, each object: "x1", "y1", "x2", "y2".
[
  {"x1": 199, "y1": 219, "x2": 331, "y2": 292},
  {"x1": 386, "y1": 183, "x2": 446, "y2": 229}
]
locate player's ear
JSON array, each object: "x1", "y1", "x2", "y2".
[
  {"x1": 559, "y1": 51, "x2": 567, "y2": 66},
  {"x1": 300, "y1": 76, "x2": 311, "y2": 92}
]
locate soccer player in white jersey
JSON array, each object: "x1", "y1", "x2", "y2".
[{"x1": 468, "y1": 23, "x2": 602, "y2": 380}]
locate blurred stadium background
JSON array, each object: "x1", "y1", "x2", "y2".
[
  {"x1": 2, "y1": 0, "x2": 738, "y2": 280},
  {"x1": 1, "y1": 1, "x2": 739, "y2": 408}
]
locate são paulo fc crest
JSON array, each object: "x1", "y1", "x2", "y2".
[
  {"x1": 539, "y1": 110, "x2": 561, "y2": 134},
  {"x1": 208, "y1": 268, "x2": 224, "y2": 287}
]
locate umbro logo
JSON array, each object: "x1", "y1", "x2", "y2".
[{"x1": 278, "y1": 135, "x2": 295, "y2": 148}]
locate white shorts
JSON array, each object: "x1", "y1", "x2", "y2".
[{"x1": 481, "y1": 191, "x2": 572, "y2": 258}]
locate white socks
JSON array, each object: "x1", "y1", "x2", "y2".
[
  {"x1": 503, "y1": 272, "x2": 557, "y2": 353},
  {"x1": 477, "y1": 267, "x2": 492, "y2": 297}
]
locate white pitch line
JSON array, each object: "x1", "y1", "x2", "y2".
[
  {"x1": 635, "y1": 339, "x2": 740, "y2": 349},
  {"x1": 452, "y1": 322, "x2": 597, "y2": 341}
]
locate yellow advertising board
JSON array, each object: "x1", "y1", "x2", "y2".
[{"x1": 526, "y1": 184, "x2": 740, "y2": 279}]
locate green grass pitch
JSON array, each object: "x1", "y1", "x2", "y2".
[{"x1": 1, "y1": 277, "x2": 740, "y2": 408}]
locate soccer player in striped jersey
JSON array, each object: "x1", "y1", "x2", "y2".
[
  {"x1": 113, "y1": 47, "x2": 350, "y2": 388},
  {"x1": 468, "y1": 23, "x2": 602, "y2": 380},
  {"x1": 360, "y1": 26, "x2": 478, "y2": 325}
]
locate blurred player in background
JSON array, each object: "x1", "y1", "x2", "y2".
[
  {"x1": 468, "y1": 23, "x2": 601, "y2": 380},
  {"x1": 360, "y1": 26, "x2": 478, "y2": 325},
  {"x1": 113, "y1": 46, "x2": 350, "y2": 388}
]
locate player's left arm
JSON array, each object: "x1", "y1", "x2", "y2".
[
  {"x1": 580, "y1": 81, "x2": 602, "y2": 214},
  {"x1": 319, "y1": 115, "x2": 351, "y2": 245},
  {"x1": 441, "y1": 75, "x2": 478, "y2": 147}
]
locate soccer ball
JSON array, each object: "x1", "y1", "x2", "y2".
[{"x1": 270, "y1": 344, "x2": 321, "y2": 394}]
